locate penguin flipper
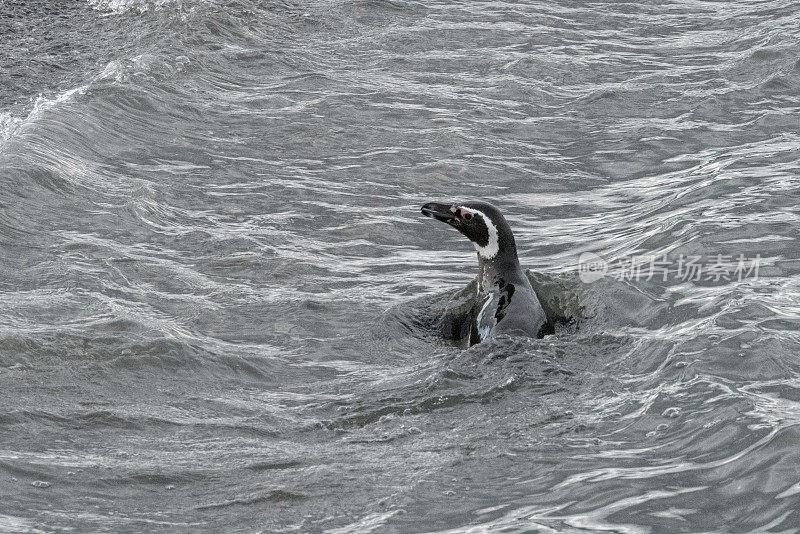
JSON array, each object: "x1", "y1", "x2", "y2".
[
  {"x1": 436, "y1": 278, "x2": 480, "y2": 344},
  {"x1": 437, "y1": 303, "x2": 477, "y2": 342}
]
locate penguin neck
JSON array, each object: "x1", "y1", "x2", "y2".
[{"x1": 476, "y1": 250, "x2": 524, "y2": 293}]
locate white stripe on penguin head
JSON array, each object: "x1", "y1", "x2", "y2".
[{"x1": 460, "y1": 207, "x2": 499, "y2": 260}]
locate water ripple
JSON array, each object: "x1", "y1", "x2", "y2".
[{"x1": 1, "y1": 0, "x2": 800, "y2": 531}]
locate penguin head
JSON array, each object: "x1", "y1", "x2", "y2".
[{"x1": 421, "y1": 201, "x2": 516, "y2": 261}]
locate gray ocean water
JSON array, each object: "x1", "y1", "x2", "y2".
[{"x1": 2, "y1": 0, "x2": 800, "y2": 532}]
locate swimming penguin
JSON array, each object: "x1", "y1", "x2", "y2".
[{"x1": 421, "y1": 201, "x2": 547, "y2": 345}]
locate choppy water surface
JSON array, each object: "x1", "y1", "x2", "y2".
[{"x1": 2, "y1": 0, "x2": 800, "y2": 532}]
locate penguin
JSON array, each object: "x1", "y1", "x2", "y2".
[{"x1": 421, "y1": 201, "x2": 547, "y2": 345}]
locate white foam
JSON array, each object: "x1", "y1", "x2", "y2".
[
  {"x1": 0, "y1": 112, "x2": 22, "y2": 143},
  {"x1": 87, "y1": 0, "x2": 188, "y2": 15},
  {"x1": 0, "y1": 86, "x2": 86, "y2": 152}
]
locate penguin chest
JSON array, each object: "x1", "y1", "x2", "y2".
[{"x1": 470, "y1": 283, "x2": 517, "y2": 345}]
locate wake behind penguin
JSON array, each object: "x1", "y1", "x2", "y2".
[{"x1": 420, "y1": 201, "x2": 548, "y2": 346}]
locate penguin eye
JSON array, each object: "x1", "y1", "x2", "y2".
[{"x1": 463, "y1": 212, "x2": 473, "y2": 221}]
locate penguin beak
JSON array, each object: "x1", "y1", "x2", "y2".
[{"x1": 421, "y1": 202, "x2": 458, "y2": 224}]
